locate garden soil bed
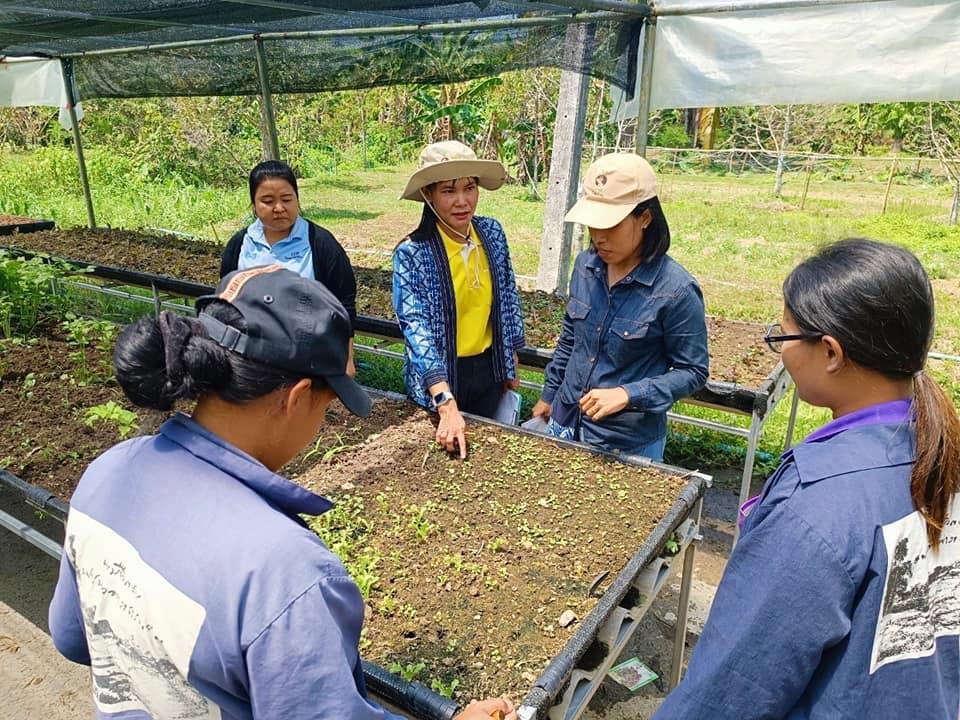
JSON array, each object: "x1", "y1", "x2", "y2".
[
  {"x1": 0, "y1": 333, "x2": 167, "y2": 500},
  {"x1": 3, "y1": 228, "x2": 778, "y2": 387},
  {"x1": 296, "y1": 400, "x2": 690, "y2": 702},
  {"x1": 0, "y1": 215, "x2": 55, "y2": 235},
  {"x1": 2, "y1": 332, "x2": 697, "y2": 706}
]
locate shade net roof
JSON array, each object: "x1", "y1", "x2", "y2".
[{"x1": 0, "y1": 1, "x2": 645, "y2": 98}]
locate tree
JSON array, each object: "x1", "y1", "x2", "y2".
[{"x1": 925, "y1": 102, "x2": 960, "y2": 225}]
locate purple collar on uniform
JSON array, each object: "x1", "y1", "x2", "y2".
[
  {"x1": 802, "y1": 398, "x2": 912, "y2": 446},
  {"x1": 738, "y1": 398, "x2": 912, "y2": 528}
]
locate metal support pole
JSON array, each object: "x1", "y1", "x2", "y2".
[
  {"x1": 735, "y1": 411, "x2": 762, "y2": 544},
  {"x1": 254, "y1": 36, "x2": 281, "y2": 161},
  {"x1": 0, "y1": 508, "x2": 63, "y2": 560},
  {"x1": 783, "y1": 385, "x2": 801, "y2": 452},
  {"x1": 59, "y1": 58, "x2": 96, "y2": 229},
  {"x1": 634, "y1": 18, "x2": 657, "y2": 156},
  {"x1": 669, "y1": 495, "x2": 703, "y2": 689}
]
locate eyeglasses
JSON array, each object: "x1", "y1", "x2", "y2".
[{"x1": 763, "y1": 323, "x2": 823, "y2": 353}]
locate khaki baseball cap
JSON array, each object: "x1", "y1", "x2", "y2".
[
  {"x1": 564, "y1": 153, "x2": 658, "y2": 229},
  {"x1": 400, "y1": 140, "x2": 507, "y2": 201}
]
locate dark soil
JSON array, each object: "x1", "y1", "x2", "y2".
[
  {"x1": 0, "y1": 333, "x2": 167, "y2": 500},
  {"x1": 296, "y1": 400, "x2": 691, "y2": 702},
  {"x1": 2, "y1": 332, "x2": 697, "y2": 706},
  {"x1": 3, "y1": 228, "x2": 779, "y2": 387}
]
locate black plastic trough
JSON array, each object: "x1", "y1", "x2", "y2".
[{"x1": 0, "y1": 219, "x2": 55, "y2": 236}]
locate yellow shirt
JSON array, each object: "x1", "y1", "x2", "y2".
[{"x1": 439, "y1": 224, "x2": 493, "y2": 357}]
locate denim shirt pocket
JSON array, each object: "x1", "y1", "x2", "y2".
[
  {"x1": 606, "y1": 316, "x2": 654, "y2": 366},
  {"x1": 566, "y1": 297, "x2": 592, "y2": 343}
]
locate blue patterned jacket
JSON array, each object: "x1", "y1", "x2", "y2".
[{"x1": 392, "y1": 215, "x2": 526, "y2": 409}]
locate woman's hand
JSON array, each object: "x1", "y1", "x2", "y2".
[
  {"x1": 531, "y1": 399, "x2": 552, "y2": 421},
  {"x1": 454, "y1": 697, "x2": 516, "y2": 720},
  {"x1": 579, "y1": 387, "x2": 629, "y2": 422},
  {"x1": 437, "y1": 402, "x2": 468, "y2": 459}
]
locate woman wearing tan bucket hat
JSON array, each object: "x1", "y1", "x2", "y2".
[
  {"x1": 531, "y1": 152, "x2": 709, "y2": 461},
  {"x1": 393, "y1": 140, "x2": 526, "y2": 458}
]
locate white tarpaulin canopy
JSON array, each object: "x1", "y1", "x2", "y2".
[
  {"x1": 0, "y1": 56, "x2": 83, "y2": 126},
  {"x1": 611, "y1": 0, "x2": 960, "y2": 117},
  {"x1": 0, "y1": 56, "x2": 63, "y2": 107}
]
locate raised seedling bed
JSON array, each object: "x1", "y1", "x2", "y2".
[
  {"x1": 0, "y1": 331, "x2": 708, "y2": 718},
  {"x1": 0, "y1": 214, "x2": 55, "y2": 236},
  {"x1": 2, "y1": 228, "x2": 778, "y2": 388},
  {"x1": 295, "y1": 395, "x2": 705, "y2": 709}
]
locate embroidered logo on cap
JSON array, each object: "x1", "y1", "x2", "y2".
[
  {"x1": 218, "y1": 264, "x2": 284, "y2": 303},
  {"x1": 595, "y1": 174, "x2": 608, "y2": 187}
]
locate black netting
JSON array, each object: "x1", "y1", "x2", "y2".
[{"x1": 0, "y1": 1, "x2": 645, "y2": 97}]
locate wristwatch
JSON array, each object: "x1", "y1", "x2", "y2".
[{"x1": 432, "y1": 390, "x2": 455, "y2": 409}]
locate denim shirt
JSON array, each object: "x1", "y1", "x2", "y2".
[
  {"x1": 541, "y1": 249, "x2": 708, "y2": 451},
  {"x1": 654, "y1": 417, "x2": 960, "y2": 720}
]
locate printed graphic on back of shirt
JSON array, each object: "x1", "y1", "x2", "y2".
[
  {"x1": 870, "y1": 495, "x2": 960, "y2": 672},
  {"x1": 67, "y1": 509, "x2": 221, "y2": 719}
]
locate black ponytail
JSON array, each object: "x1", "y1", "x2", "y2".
[{"x1": 784, "y1": 238, "x2": 960, "y2": 548}]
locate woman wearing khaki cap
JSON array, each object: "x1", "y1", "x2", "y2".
[
  {"x1": 393, "y1": 140, "x2": 526, "y2": 458},
  {"x1": 531, "y1": 153, "x2": 708, "y2": 460}
]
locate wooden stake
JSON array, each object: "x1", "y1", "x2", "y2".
[
  {"x1": 799, "y1": 159, "x2": 814, "y2": 211},
  {"x1": 882, "y1": 157, "x2": 898, "y2": 215}
]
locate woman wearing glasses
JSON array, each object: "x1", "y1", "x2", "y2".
[
  {"x1": 393, "y1": 141, "x2": 525, "y2": 458},
  {"x1": 531, "y1": 153, "x2": 709, "y2": 461},
  {"x1": 656, "y1": 239, "x2": 960, "y2": 719}
]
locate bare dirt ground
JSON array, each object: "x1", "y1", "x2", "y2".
[{"x1": 0, "y1": 474, "x2": 738, "y2": 719}]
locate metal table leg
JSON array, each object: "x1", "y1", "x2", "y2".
[
  {"x1": 734, "y1": 410, "x2": 762, "y2": 545},
  {"x1": 782, "y1": 385, "x2": 800, "y2": 452},
  {"x1": 669, "y1": 496, "x2": 703, "y2": 689}
]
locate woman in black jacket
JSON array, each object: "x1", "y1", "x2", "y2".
[{"x1": 221, "y1": 161, "x2": 357, "y2": 329}]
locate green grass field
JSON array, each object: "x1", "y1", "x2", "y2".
[{"x1": 3, "y1": 149, "x2": 958, "y2": 482}]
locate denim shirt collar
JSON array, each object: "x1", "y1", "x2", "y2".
[
  {"x1": 584, "y1": 249, "x2": 666, "y2": 287},
  {"x1": 159, "y1": 412, "x2": 333, "y2": 518}
]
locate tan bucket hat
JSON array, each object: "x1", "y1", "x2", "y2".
[
  {"x1": 400, "y1": 140, "x2": 507, "y2": 201},
  {"x1": 564, "y1": 153, "x2": 658, "y2": 229}
]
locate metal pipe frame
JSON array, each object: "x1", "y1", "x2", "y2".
[
  {"x1": 651, "y1": 0, "x2": 897, "y2": 16},
  {"x1": 59, "y1": 58, "x2": 96, "y2": 229},
  {"x1": 0, "y1": 508, "x2": 62, "y2": 559},
  {"x1": 254, "y1": 36, "x2": 281, "y2": 161},
  {"x1": 61, "y1": 10, "x2": 628, "y2": 58},
  {"x1": 669, "y1": 494, "x2": 703, "y2": 689},
  {"x1": 633, "y1": 16, "x2": 656, "y2": 156}
]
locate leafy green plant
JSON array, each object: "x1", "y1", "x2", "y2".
[
  {"x1": 430, "y1": 676, "x2": 460, "y2": 699},
  {"x1": 83, "y1": 401, "x2": 139, "y2": 439},
  {"x1": 308, "y1": 495, "x2": 382, "y2": 599},
  {"x1": 62, "y1": 314, "x2": 116, "y2": 384},
  {"x1": 0, "y1": 252, "x2": 74, "y2": 338},
  {"x1": 406, "y1": 501, "x2": 437, "y2": 542},
  {"x1": 387, "y1": 661, "x2": 426, "y2": 683}
]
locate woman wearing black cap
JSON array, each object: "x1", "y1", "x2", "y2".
[{"x1": 48, "y1": 265, "x2": 516, "y2": 720}]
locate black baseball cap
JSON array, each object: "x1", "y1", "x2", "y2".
[{"x1": 195, "y1": 265, "x2": 371, "y2": 417}]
